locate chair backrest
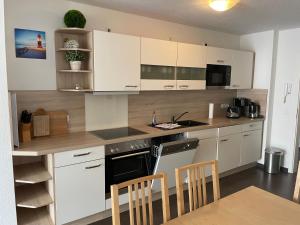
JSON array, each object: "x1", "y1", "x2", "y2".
[
  {"x1": 293, "y1": 161, "x2": 300, "y2": 203},
  {"x1": 111, "y1": 172, "x2": 171, "y2": 225},
  {"x1": 175, "y1": 160, "x2": 220, "y2": 216}
]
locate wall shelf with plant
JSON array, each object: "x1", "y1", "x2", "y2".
[{"x1": 55, "y1": 10, "x2": 94, "y2": 92}]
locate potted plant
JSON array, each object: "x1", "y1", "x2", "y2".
[
  {"x1": 65, "y1": 50, "x2": 85, "y2": 71},
  {"x1": 64, "y1": 10, "x2": 86, "y2": 28}
]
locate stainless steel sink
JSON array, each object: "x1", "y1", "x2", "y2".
[{"x1": 176, "y1": 120, "x2": 208, "y2": 127}]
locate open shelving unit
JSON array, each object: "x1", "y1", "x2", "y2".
[
  {"x1": 55, "y1": 28, "x2": 94, "y2": 92},
  {"x1": 14, "y1": 157, "x2": 55, "y2": 225}
]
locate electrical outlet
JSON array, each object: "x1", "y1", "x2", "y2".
[{"x1": 220, "y1": 103, "x2": 229, "y2": 109}]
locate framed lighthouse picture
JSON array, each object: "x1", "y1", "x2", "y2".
[{"x1": 14, "y1": 28, "x2": 46, "y2": 59}]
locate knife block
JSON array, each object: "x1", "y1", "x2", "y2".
[{"x1": 19, "y1": 123, "x2": 32, "y2": 143}]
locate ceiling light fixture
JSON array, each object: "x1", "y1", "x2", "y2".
[{"x1": 209, "y1": 0, "x2": 240, "y2": 12}]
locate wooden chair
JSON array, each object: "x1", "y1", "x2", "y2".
[
  {"x1": 293, "y1": 161, "x2": 300, "y2": 203},
  {"x1": 175, "y1": 160, "x2": 220, "y2": 216},
  {"x1": 111, "y1": 172, "x2": 171, "y2": 225}
]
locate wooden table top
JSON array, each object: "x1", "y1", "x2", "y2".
[{"x1": 163, "y1": 186, "x2": 300, "y2": 225}]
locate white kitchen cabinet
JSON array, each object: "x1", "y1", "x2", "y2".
[
  {"x1": 55, "y1": 159, "x2": 105, "y2": 225},
  {"x1": 230, "y1": 50, "x2": 254, "y2": 89},
  {"x1": 206, "y1": 46, "x2": 233, "y2": 66},
  {"x1": 177, "y1": 43, "x2": 206, "y2": 68},
  {"x1": 217, "y1": 134, "x2": 242, "y2": 173},
  {"x1": 141, "y1": 37, "x2": 177, "y2": 66},
  {"x1": 93, "y1": 30, "x2": 140, "y2": 91},
  {"x1": 240, "y1": 130, "x2": 262, "y2": 165}
]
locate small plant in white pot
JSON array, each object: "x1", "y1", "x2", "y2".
[{"x1": 65, "y1": 50, "x2": 85, "y2": 71}]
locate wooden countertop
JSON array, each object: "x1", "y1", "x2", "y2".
[{"x1": 13, "y1": 117, "x2": 264, "y2": 156}]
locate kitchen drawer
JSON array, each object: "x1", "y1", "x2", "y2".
[
  {"x1": 218, "y1": 125, "x2": 242, "y2": 137},
  {"x1": 141, "y1": 79, "x2": 176, "y2": 91},
  {"x1": 54, "y1": 146, "x2": 104, "y2": 168},
  {"x1": 242, "y1": 122, "x2": 263, "y2": 132},
  {"x1": 187, "y1": 128, "x2": 218, "y2": 140}
]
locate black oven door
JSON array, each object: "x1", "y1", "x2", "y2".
[
  {"x1": 206, "y1": 64, "x2": 231, "y2": 88},
  {"x1": 105, "y1": 148, "x2": 151, "y2": 193}
]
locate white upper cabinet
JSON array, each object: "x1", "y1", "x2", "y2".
[
  {"x1": 141, "y1": 38, "x2": 177, "y2": 66},
  {"x1": 177, "y1": 43, "x2": 206, "y2": 68},
  {"x1": 176, "y1": 43, "x2": 207, "y2": 90},
  {"x1": 206, "y1": 46, "x2": 233, "y2": 66},
  {"x1": 93, "y1": 30, "x2": 140, "y2": 91},
  {"x1": 230, "y1": 50, "x2": 254, "y2": 89}
]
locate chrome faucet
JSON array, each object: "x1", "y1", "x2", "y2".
[{"x1": 171, "y1": 112, "x2": 189, "y2": 124}]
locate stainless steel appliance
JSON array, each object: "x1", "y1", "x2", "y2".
[
  {"x1": 206, "y1": 64, "x2": 231, "y2": 89},
  {"x1": 226, "y1": 106, "x2": 241, "y2": 119},
  {"x1": 151, "y1": 134, "x2": 199, "y2": 191},
  {"x1": 105, "y1": 139, "x2": 152, "y2": 193},
  {"x1": 233, "y1": 97, "x2": 251, "y2": 116},
  {"x1": 245, "y1": 102, "x2": 260, "y2": 118}
]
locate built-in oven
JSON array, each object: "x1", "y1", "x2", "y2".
[
  {"x1": 206, "y1": 64, "x2": 231, "y2": 89},
  {"x1": 105, "y1": 139, "x2": 152, "y2": 193}
]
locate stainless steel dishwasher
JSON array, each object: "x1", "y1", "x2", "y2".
[{"x1": 151, "y1": 134, "x2": 199, "y2": 192}]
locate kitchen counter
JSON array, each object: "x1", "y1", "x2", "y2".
[{"x1": 13, "y1": 117, "x2": 264, "y2": 156}]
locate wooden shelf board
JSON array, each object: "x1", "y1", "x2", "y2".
[
  {"x1": 59, "y1": 88, "x2": 93, "y2": 92},
  {"x1": 55, "y1": 28, "x2": 91, "y2": 34},
  {"x1": 14, "y1": 163, "x2": 52, "y2": 184},
  {"x1": 58, "y1": 70, "x2": 92, "y2": 73},
  {"x1": 57, "y1": 48, "x2": 93, "y2": 52},
  {"x1": 17, "y1": 207, "x2": 54, "y2": 225},
  {"x1": 16, "y1": 184, "x2": 53, "y2": 208}
]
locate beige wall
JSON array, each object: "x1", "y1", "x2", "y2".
[{"x1": 5, "y1": 0, "x2": 240, "y2": 91}]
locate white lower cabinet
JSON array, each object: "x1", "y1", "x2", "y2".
[
  {"x1": 55, "y1": 159, "x2": 105, "y2": 225},
  {"x1": 240, "y1": 130, "x2": 262, "y2": 165},
  {"x1": 217, "y1": 134, "x2": 242, "y2": 173}
]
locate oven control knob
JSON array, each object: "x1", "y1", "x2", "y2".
[
  {"x1": 130, "y1": 145, "x2": 135, "y2": 150},
  {"x1": 110, "y1": 148, "x2": 116, "y2": 153}
]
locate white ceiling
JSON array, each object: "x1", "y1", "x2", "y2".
[{"x1": 71, "y1": 0, "x2": 300, "y2": 34}]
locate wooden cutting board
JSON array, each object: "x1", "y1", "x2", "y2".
[{"x1": 48, "y1": 111, "x2": 69, "y2": 135}]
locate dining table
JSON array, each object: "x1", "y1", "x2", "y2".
[{"x1": 163, "y1": 186, "x2": 300, "y2": 225}]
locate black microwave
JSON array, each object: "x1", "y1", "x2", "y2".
[{"x1": 206, "y1": 64, "x2": 231, "y2": 89}]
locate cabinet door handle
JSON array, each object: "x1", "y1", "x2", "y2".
[
  {"x1": 243, "y1": 134, "x2": 250, "y2": 137},
  {"x1": 85, "y1": 164, "x2": 102, "y2": 169},
  {"x1": 125, "y1": 85, "x2": 138, "y2": 88},
  {"x1": 73, "y1": 152, "x2": 91, "y2": 157},
  {"x1": 220, "y1": 139, "x2": 229, "y2": 142},
  {"x1": 249, "y1": 124, "x2": 254, "y2": 127},
  {"x1": 217, "y1": 60, "x2": 225, "y2": 63},
  {"x1": 164, "y1": 85, "x2": 174, "y2": 89},
  {"x1": 179, "y1": 85, "x2": 189, "y2": 89},
  {"x1": 231, "y1": 84, "x2": 240, "y2": 88}
]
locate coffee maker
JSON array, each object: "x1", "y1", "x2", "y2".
[
  {"x1": 232, "y1": 98, "x2": 260, "y2": 118},
  {"x1": 233, "y1": 98, "x2": 251, "y2": 116}
]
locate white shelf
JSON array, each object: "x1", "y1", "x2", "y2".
[
  {"x1": 17, "y1": 207, "x2": 54, "y2": 225},
  {"x1": 55, "y1": 28, "x2": 91, "y2": 34},
  {"x1": 57, "y1": 48, "x2": 93, "y2": 52},
  {"x1": 59, "y1": 88, "x2": 93, "y2": 92},
  {"x1": 14, "y1": 163, "x2": 52, "y2": 184},
  {"x1": 16, "y1": 184, "x2": 53, "y2": 208},
  {"x1": 58, "y1": 70, "x2": 92, "y2": 73}
]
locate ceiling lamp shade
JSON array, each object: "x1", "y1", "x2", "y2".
[{"x1": 209, "y1": 0, "x2": 240, "y2": 12}]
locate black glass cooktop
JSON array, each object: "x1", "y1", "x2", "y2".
[{"x1": 90, "y1": 127, "x2": 147, "y2": 140}]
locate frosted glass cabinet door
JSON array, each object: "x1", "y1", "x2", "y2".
[
  {"x1": 55, "y1": 159, "x2": 105, "y2": 225},
  {"x1": 93, "y1": 30, "x2": 140, "y2": 91},
  {"x1": 141, "y1": 37, "x2": 177, "y2": 66}
]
